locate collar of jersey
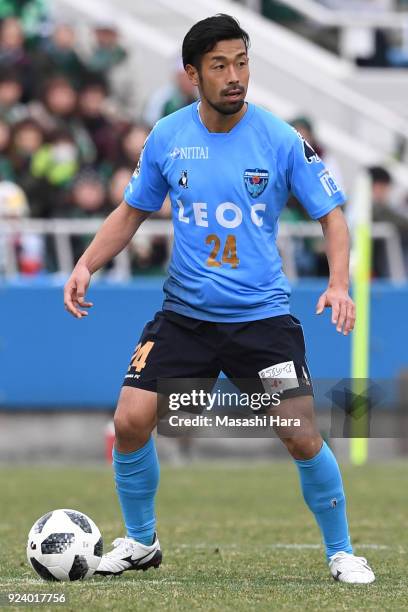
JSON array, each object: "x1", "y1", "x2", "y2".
[{"x1": 192, "y1": 100, "x2": 255, "y2": 137}]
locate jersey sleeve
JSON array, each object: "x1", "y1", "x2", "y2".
[
  {"x1": 287, "y1": 130, "x2": 346, "y2": 220},
  {"x1": 124, "y1": 127, "x2": 168, "y2": 212}
]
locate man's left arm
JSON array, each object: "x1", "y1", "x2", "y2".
[{"x1": 316, "y1": 206, "x2": 356, "y2": 335}]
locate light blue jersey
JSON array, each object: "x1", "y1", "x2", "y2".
[{"x1": 124, "y1": 102, "x2": 345, "y2": 322}]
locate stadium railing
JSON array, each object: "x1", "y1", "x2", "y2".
[
  {"x1": 261, "y1": 0, "x2": 408, "y2": 30},
  {"x1": 0, "y1": 218, "x2": 405, "y2": 281}
]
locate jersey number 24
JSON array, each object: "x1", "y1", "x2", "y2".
[{"x1": 205, "y1": 234, "x2": 239, "y2": 269}]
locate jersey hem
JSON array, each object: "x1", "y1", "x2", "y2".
[{"x1": 162, "y1": 302, "x2": 291, "y2": 323}]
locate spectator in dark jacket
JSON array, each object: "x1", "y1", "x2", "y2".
[
  {"x1": 31, "y1": 23, "x2": 87, "y2": 93},
  {"x1": 63, "y1": 169, "x2": 110, "y2": 262},
  {"x1": 0, "y1": 119, "x2": 14, "y2": 180},
  {"x1": 0, "y1": 70, "x2": 27, "y2": 124},
  {"x1": 86, "y1": 22, "x2": 127, "y2": 81},
  {"x1": 8, "y1": 117, "x2": 44, "y2": 195},
  {"x1": 77, "y1": 79, "x2": 119, "y2": 170},
  {"x1": 368, "y1": 166, "x2": 408, "y2": 277},
  {"x1": 0, "y1": 17, "x2": 33, "y2": 100}
]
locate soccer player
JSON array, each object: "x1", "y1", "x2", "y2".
[{"x1": 64, "y1": 14, "x2": 375, "y2": 584}]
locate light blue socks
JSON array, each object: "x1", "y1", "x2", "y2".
[
  {"x1": 113, "y1": 436, "x2": 351, "y2": 556},
  {"x1": 295, "y1": 441, "x2": 353, "y2": 559},
  {"x1": 113, "y1": 436, "x2": 160, "y2": 545}
]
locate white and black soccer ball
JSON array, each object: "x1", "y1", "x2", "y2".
[{"x1": 27, "y1": 509, "x2": 103, "y2": 581}]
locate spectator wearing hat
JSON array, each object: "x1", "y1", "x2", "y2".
[
  {"x1": 83, "y1": 19, "x2": 140, "y2": 118},
  {"x1": 85, "y1": 21, "x2": 127, "y2": 78}
]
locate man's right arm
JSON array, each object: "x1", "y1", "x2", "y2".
[{"x1": 64, "y1": 201, "x2": 150, "y2": 318}]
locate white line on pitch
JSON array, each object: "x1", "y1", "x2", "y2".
[{"x1": 175, "y1": 543, "x2": 391, "y2": 550}]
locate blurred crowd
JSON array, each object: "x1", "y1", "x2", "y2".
[
  {"x1": 0, "y1": 3, "x2": 197, "y2": 275},
  {"x1": 1, "y1": 1, "x2": 408, "y2": 279}
]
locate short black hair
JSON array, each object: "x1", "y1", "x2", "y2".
[
  {"x1": 368, "y1": 166, "x2": 392, "y2": 185},
  {"x1": 79, "y1": 77, "x2": 109, "y2": 96},
  {"x1": 182, "y1": 14, "x2": 250, "y2": 70}
]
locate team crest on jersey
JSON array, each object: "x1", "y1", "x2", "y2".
[
  {"x1": 244, "y1": 169, "x2": 269, "y2": 198},
  {"x1": 178, "y1": 170, "x2": 188, "y2": 189}
]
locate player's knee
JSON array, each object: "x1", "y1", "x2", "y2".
[
  {"x1": 114, "y1": 409, "x2": 154, "y2": 442},
  {"x1": 114, "y1": 389, "x2": 157, "y2": 446},
  {"x1": 113, "y1": 411, "x2": 132, "y2": 438},
  {"x1": 283, "y1": 435, "x2": 323, "y2": 460}
]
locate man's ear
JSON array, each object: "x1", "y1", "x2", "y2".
[{"x1": 185, "y1": 64, "x2": 199, "y2": 88}]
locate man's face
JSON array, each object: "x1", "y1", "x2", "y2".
[
  {"x1": 53, "y1": 25, "x2": 75, "y2": 50},
  {"x1": 14, "y1": 126, "x2": 43, "y2": 155},
  {"x1": 186, "y1": 39, "x2": 249, "y2": 116},
  {"x1": 79, "y1": 87, "x2": 105, "y2": 117},
  {"x1": 73, "y1": 181, "x2": 105, "y2": 211},
  {"x1": 0, "y1": 81, "x2": 22, "y2": 106},
  {"x1": 46, "y1": 83, "x2": 76, "y2": 115}
]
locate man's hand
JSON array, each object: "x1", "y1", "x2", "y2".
[
  {"x1": 64, "y1": 264, "x2": 93, "y2": 319},
  {"x1": 316, "y1": 287, "x2": 355, "y2": 335},
  {"x1": 62, "y1": 202, "x2": 149, "y2": 319}
]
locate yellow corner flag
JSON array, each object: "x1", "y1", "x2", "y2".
[{"x1": 350, "y1": 171, "x2": 372, "y2": 465}]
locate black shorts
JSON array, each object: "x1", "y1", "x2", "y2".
[{"x1": 122, "y1": 310, "x2": 313, "y2": 401}]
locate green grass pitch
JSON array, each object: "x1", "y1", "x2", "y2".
[{"x1": 0, "y1": 461, "x2": 407, "y2": 611}]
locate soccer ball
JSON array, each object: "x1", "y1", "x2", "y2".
[{"x1": 27, "y1": 509, "x2": 103, "y2": 581}]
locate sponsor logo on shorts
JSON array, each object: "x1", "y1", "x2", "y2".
[{"x1": 258, "y1": 360, "x2": 299, "y2": 394}]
